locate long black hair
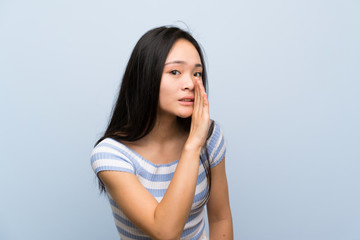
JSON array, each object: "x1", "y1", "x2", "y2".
[{"x1": 95, "y1": 26, "x2": 214, "y2": 198}]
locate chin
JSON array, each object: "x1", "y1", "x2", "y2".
[{"x1": 177, "y1": 110, "x2": 193, "y2": 119}]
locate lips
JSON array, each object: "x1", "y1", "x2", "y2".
[
  {"x1": 179, "y1": 96, "x2": 194, "y2": 105},
  {"x1": 179, "y1": 97, "x2": 194, "y2": 102}
]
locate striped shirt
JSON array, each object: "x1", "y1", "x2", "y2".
[{"x1": 90, "y1": 121, "x2": 226, "y2": 240}]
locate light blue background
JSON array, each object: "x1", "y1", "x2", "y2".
[{"x1": 1, "y1": 0, "x2": 359, "y2": 239}]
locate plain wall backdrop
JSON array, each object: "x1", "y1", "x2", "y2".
[{"x1": 0, "y1": 0, "x2": 359, "y2": 239}]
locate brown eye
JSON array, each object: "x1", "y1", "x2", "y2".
[
  {"x1": 194, "y1": 72, "x2": 202, "y2": 78},
  {"x1": 170, "y1": 70, "x2": 180, "y2": 75}
]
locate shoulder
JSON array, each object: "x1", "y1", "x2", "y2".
[
  {"x1": 204, "y1": 120, "x2": 227, "y2": 168},
  {"x1": 91, "y1": 137, "x2": 128, "y2": 158},
  {"x1": 207, "y1": 120, "x2": 226, "y2": 149},
  {"x1": 90, "y1": 137, "x2": 136, "y2": 175},
  {"x1": 209, "y1": 120, "x2": 225, "y2": 140}
]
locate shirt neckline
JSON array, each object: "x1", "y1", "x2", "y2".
[{"x1": 112, "y1": 138, "x2": 180, "y2": 168}]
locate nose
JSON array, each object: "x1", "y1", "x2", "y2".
[{"x1": 182, "y1": 74, "x2": 196, "y2": 91}]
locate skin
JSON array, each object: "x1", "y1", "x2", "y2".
[{"x1": 98, "y1": 39, "x2": 233, "y2": 240}]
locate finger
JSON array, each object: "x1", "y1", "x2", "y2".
[
  {"x1": 194, "y1": 79, "x2": 201, "y2": 115},
  {"x1": 198, "y1": 80, "x2": 209, "y2": 119},
  {"x1": 198, "y1": 80, "x2": 206, "y2": 111},
  {"x1": 192, "y1": 79, "x2": 198, "y2": 120},
  {"x1": 199, "y1": 80, "x2": 206, "y2": 100},
  {"x1": 203, "y1": 92, "x2": 209, "y2": 107},
  {"x1": 196, "y1": 79, "x2": 204, "y2": 115},
  {"x1": 203, "y1": 92, "x2": 209, "y2": 117}
]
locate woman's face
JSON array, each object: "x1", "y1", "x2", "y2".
[{"x1": 158, "y1": 39, "x2": 203, "y2": 119}]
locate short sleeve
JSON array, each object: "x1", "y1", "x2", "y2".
[
  {"x1": 90, "y1": 138, "x2": 135, "y2": 175},
  {"x1": 204, "y1": 121, "x2": 226, "y2": 168}
]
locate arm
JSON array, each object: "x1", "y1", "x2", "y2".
[
  {"x1": 207, "y1": 158, "x2": 233, "y2": 240},
  {"x1": 99, "y1": 145, "x2": 201, "y2": 240},
  {"x1": 98, "y1": 79, "x2": 209, "y2": 240}
]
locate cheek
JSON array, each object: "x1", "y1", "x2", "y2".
[
  {"x1": 159, "y1": 86, "x2": 170, "y2": 101},
  {"x1": 159, "y1": 80, "x2": 176, "y2": 99},
  {"x1": 158, "y1": 86, "x2": 174, "y2": 107}
]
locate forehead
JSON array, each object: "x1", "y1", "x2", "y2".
[{"x1": 165, "y1": 39, "x2": 201, "y2": 64}]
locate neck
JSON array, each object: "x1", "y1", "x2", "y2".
[{"x1": 144, "y1": 114, "x2": 185, "y2": 144}]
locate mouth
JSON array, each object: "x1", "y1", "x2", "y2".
[{"x1": 179, "y1": 98, "x2": 194, "y2": 105}]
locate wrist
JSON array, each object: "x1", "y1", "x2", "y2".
[{"x1": 183, "y1": 141, "x2": 203, "y2": 154}]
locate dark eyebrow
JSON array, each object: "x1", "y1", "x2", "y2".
[{"x1": 165, "y1": 61, "x2": 202, "y2": 68}]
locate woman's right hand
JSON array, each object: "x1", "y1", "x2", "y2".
[{"x1": 186, "y1": 78, "x2": 210, "y2": 150}]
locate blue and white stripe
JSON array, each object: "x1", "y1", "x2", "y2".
[{"x1": 90, "y1": 121, "x2": 226, "y2": 239}]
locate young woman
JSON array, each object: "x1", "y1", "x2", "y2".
[{"x1": 91, "y1": 26, "x2": 233, "y2": 240}]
